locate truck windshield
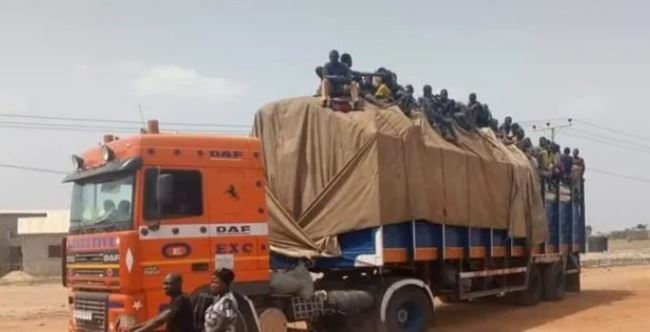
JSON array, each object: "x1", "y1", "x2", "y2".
[{"x1": 70, "y1": 173, "x2": 134, "y2": 233}]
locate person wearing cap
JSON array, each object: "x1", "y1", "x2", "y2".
[{"x1": 204, "y1": 268, "x2": 239, "y2": 332}]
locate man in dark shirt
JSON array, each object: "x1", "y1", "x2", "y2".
[
  {"x1": 477, "y1": 103, "x2": 493, "y2": 128},
  {"x1": 436, "y1": 89, "x2": 456, "y2": 117},
  {"x1": 320, "y1": 50, "x2": 360, "y2": 108},
  {"x1": 560, "y1": 147, "x2": 574, "y2": 183},
  {"x1": 499, "y1": 116, "x2": 513, "y2": 138},
  {"x1": 131, "y1": 274, "x2": 193, "y2": 332},
  {"x1": 396, "y1": 84, "x2": 416, "y2": 116}
]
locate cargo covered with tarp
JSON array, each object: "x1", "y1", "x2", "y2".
[{"x1": 252, "y1": 97, "x2": 547, "y2": 258}]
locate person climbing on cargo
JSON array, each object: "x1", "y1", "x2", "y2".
[
  {"x1": 203, "y1": 268, "x2": 240, "y2": 332},
  {"x1": 320, "y1": 50, "x2": 360, "y2": 109},
  {"x1": 128, "y1": 274, "x2": 194, "y2": 332}
]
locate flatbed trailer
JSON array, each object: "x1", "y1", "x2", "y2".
[{"x1": 268, "y1": 183, "x2": 584, "y2": 331}]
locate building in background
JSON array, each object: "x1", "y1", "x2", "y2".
[
  {"x1": 0, "y1": 211, "x2": 47, "y2": 275},
  {"x1": 17, "y1": 210, "x2": 70, "y2": 276}
]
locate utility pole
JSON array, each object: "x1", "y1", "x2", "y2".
[{"x1": 532, "y1": 119, "x2": 573, "y2": 142}]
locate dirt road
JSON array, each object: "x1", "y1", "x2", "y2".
[{"x1": 1, "y1": 265, "x2": 649, "y2": 331}]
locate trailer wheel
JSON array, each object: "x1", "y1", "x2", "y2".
[
  {"x1": 542, "y1": 263, "x2": 566, "y2": 301},
  {"x1": 380, "y1": 286, "x2": 433, "y2": 332},
  {"x1": 515, "y1": 264, "x2": 542, "y2": 306},
  {"x1": 566, "y1": 271, "x2": 581, "y2": 292}
]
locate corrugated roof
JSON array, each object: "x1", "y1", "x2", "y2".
[{"x1": 17, "y1": 210, "x2": 70, "y2": 235}]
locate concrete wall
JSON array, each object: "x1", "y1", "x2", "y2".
[
  {"x1": 0, "y1": 215, "x2": 23, "y2": 274},
  {"x1": 20, "y1": 233, "x2": 65, "y2": 276}
]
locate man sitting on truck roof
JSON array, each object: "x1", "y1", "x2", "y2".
[
  {"x1": 477, "y1": 103, "x2": 493, "y2": 128},
  {"x1": 466, "y1": 93, "x2": 482, "y2": 129},
  {"x1": 499, "y1": 116, "x2": 513, "y2": 138},
  {"x1": 130, "y1": 274, "x2": 193, "y2": 332},
  {"x1": 396, "y1": 84, "x2": 416, "y2": 116},
  {"x1": 320, "y1": 50, "x2": 360, "y2": 109},
  {"x1": 435, "y1": 89, "x2": 456, "y2": 118}
]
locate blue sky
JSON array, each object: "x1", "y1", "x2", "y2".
[{"x1": 1, "y1": 0, "x2": 649, "y2": 232}]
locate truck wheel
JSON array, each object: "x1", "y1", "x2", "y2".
[
  {"x1": 542, "y1": 263, "x2": 566, "y2": 301},
  {"x1": 381, "y1": 286, "x2": 433, "y2": 332},
  {"x1": 259, "y1": 307, "x2": 287, "y2": 332},
  {"x1": 566, "y1": 271, "x2": 581, "y2": 293},
  {"x1": 515, "y1": 264, "x2": 542, "y2": 306}
]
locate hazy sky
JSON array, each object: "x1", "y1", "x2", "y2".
[{"x1": 1, "y1": 0, "x2": 649, "y2": 232}]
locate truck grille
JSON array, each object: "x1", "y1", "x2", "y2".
[{"x1": 74, "y1": 292, "x2": 108, "y2": 331}]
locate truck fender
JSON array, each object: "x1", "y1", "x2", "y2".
[{"x1": 379, "y1": 278, "x2": 435, "y2": 322}]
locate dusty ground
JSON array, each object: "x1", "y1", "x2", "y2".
[{"x1": 1, "y1": 265, "x2": 649, "y2": 331}]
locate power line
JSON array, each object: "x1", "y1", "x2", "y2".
[
  {"x1": 568, "y1": 127, "x2": 650, "y2": 151},
  {"x1": 589, "y1": 167, "x2": 650, "y2": 183},
  {"x1": 0, "y1": 112, "x2": 250, "y2": 128},
  {"x1": 518, "y1": 118, "x2": 571, "y2": 124},
  {"x1": 573, "y1": 119, "x2": 650, "y2": 142},
  {"x1": 0, "y1": 163, "x2": 67, "y2": 175},
  {"x1": 559, "y1": 131, "x2": 650, "y2": 154}
]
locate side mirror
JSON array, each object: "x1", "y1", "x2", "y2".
[
  {"x1": 148, "y1": 173, "x2": 173, "y2": 230},
  {"x1": 156, "y1": 173, "x2": 174, "y2": 207}
]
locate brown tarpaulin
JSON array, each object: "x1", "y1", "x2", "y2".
[{"x1": 253, "y1": 97, "x2": 548, "y2": 258}]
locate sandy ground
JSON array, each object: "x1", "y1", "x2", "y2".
[{"x1": 1, "y1": 265, "x2": 649, "y2": 331}]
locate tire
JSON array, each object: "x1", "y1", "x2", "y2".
[
  {"x1": 566, "y1": 271, "x2": 581, "y2": 293},
  {"x1": 515, "y1": 264, "x2": 542, "y2": 306},
  {"x1": 542, "y1": 263, "x2": 566, "y2": 301},
  {"x1": 380, "y1": 286, "x2": 433, "y2": 332}
]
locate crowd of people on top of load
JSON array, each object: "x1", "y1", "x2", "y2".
[{"x1": 315, "y1": 50, "x2": 586, "y2": 190}]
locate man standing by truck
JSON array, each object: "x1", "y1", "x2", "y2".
[{"x1": 130, "y1": 273, "x2": 194, "y2": 332}]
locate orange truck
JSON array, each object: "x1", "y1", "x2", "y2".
[
  {"x1": 63, "y1": 117, "x2": 584, "y2": 332},
  {"x1": 64, "y1": 122, "x2": 270, "y2": 331}
]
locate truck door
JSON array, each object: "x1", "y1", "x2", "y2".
[
  {"x1": 139, "y1": 168, "x2": 211, "y2": 318},
  {"x1": 206, "y1": 168, "x2": 268, "y2": 292}
]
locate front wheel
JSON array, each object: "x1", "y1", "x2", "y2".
[{"x1": 380, "y1": 286, "x2": 433, "y2": 332}]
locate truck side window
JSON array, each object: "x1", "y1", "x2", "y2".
[{"x1": 144, "y1": 169, "x2": 203, "y2": 220}]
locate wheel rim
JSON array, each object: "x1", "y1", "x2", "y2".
[{"x1": 395, "y1": 302, "x2": 423, "y2": 331}]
